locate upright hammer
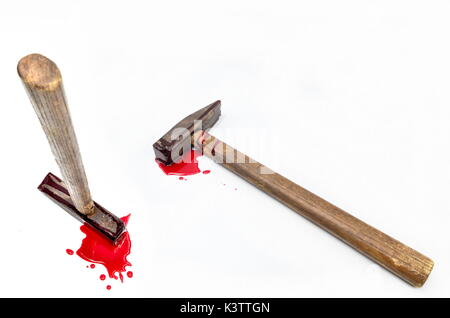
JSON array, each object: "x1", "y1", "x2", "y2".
[
  {"x1": 18, "y1": 54, "x2": 125, "y2": 242},
  {"x1": 154, "y1": 100, "x2": 434, "y2": 287}
]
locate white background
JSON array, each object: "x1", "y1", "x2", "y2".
[{"x1": 0, "y1": 1, "x2": 449, "y2": 297}]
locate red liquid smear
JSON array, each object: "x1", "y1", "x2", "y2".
[
  {"x1": 76, "y1": 215, "x2": 132, "y2": 283},
  {"x1": 202, "y1": 170, "x2": 211, "y2": 174},
  {"x1": 156, "y1": 149, "x2": 202, "y2": 176},
  {"x1": 106, "y1": 285, "x2": 111, "y2": 290},
  {"x1": 127, "y1": 271, "x2": 133, "y2": 278},
  {"x1": 100, "y1": 274, "x2": 106, "y2": 281},
  {"x1": 66, "y1": 249, "x2": 74, "y2": 255}
]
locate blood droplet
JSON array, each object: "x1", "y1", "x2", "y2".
[
  {"x1": 106, "y1": 285, "x2": 111, "y2": 290},
  {"x1": 179, "y1": 177, "x2": 184, "y2": 180},
  {"x1": 66, "y1": 249, "x2": 74, "y2": 255},
  {"x1": 127, "y1": 271, "x2": 133, "y2": 278},
  {"x1": 202, "y1": 170, "x2": 211, "y2": 175},
  {"x1": 100, "y1": 274, "x2": 106, "y2": 281},
  {"x1": 90, "y1": 264, "x2": 95, "y2": 269}
]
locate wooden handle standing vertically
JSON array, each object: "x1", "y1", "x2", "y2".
[
  {"x1": 194, "y1": 130, "x2": 434, "y2": 287},
  {"x1": 18, "y1": 54, "x2": 94, "y2": 215}
]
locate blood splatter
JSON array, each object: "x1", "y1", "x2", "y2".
[
  {"x1": 76, "y1": 215, "x2": 132, "y2": 283},
  {"x1": 100, "y1": 274, "x2": 106, "y2": 281},
  {"x1": 156, "y1": 149, "x2": 214, "y2": 178},
  {"x1": 106, "y1": 285, "x2": 111, "y2": 290},
  {"x1": 90, "y1": 264, "x2": 95, "y2": 269},
  {"x1": 66, "y1": 249, "x2": 74, "y2": 255},
  {"x1": 156, "y1": 149, "x2": 202, "y2": 176},
  {"x1": 127, "y1": 271, "x2": 133, "y2": 278}
]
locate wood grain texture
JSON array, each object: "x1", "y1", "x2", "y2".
[
  {"x1": 193, "y1": 130, "x2": 434, "y2": 287},
  {"x1": 18, "y1": 54, "x2": 94, "y2": 215}
]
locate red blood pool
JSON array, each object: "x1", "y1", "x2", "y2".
[
  {"x1": 100, "y1": 274, "x2": 106, "y2": 281},
  {"x1": 66, "y1": 249, "x2": 74, "y2": 255},
  {"x1": 202, "y1": 170, "x2": 211, "y2": 175},
  {"x1": 127, "y1": 271, "x2": 133, "y2": 278},
  {"x1": 156, "y1": 150, "x2": 202, "y2": 176},
  {"x1": 106, "y1": 285, "x2": 111, "y2": 290},
  {"x1": 76, "y1": 215, "x2": 132, "y2": 282}
]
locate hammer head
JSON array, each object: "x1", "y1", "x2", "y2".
[
  {"x1": 153, "y1": 100, "x2": 221, "y2": 165},
  {"x1": 38, "y1": 173, "x2": 126, "y2": 243}
]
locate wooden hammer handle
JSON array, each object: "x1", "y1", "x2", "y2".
[
  {"x1": 18, "y1": 54, "x2": 94, "y2": 215},
  {"x1": 194, "y1": 130, "x2": 434, "y2": 287}
]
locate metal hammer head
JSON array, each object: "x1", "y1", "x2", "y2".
[
  {"x1": 38, "y1": 173, "x2": 126, "y2": 243},
  {"x1": 153, "y1": 100, "x2": 221, "y2": 165}
]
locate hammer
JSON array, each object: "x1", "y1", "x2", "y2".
[
  {"x1": 18, "y1": 54, "x2": 125, "y2": 242},
  {"x1": 154, "y1": 100, "x2": 434, "y2": 287}
]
